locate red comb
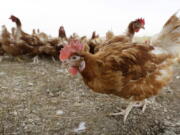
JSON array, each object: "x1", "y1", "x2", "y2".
[
  {"x1": 59, "y1": 40, "x2": 83, "y2": 61},
  {"x1": 137, "y1": 18, "x2": 145, "y2": 25}
]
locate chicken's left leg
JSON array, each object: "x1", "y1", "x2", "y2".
[
  {"x1": 109, "y1": 101, "x2": 137, "y2": 123},
  {"x1": 133, "y1": 99, "x2": 151, "y2": 112},
  {"x1": 134, "y1": 97, "x2": 156, "y2": 112},
  {"x1": 139, "y1": 99, "x2": 150, "y2": 113}
]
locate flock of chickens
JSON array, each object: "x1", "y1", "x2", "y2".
[
  {"x1": 0, "y1": 15, "x2": 70, "y2": 62},
  {"x1": 0, "y1": 11, "x2": 180, "y2": 122},
  {"x1": 0, "y1": 15, "x2": 147, "y2": 62}
]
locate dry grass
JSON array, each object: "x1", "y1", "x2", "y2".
[{"x1": 0, "y1": 57, "x2": 179, "y2": 135}]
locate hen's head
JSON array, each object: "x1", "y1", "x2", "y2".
[
  {"x1": 9, "y1": 15, "x2": 18, "y2": 22},
  {"x1": 59, "y1": 26, "x2": 64, "y2": 31},
  {"x1": 59, "y1": 26, "x2": 66, "y2": 38},
  {"x1": 9, "y1": 15, "x2": 21, "y2": 26},
  {"x1": 91, "y1": 31, "x2": 99, "y2": 39},
  {"x1": 59, "y1": 26, "x2": 65, "y2": 33},
  {"x1": 59, "y1": 40, "x2": 85, "y2": 75},
  {"x1": 131, "y1": 18, "x2": 145, "y2": 32}
]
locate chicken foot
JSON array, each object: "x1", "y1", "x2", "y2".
[
  {"x1": 33, "y1": 56, "x2": 39, "y2": 64},
  {"x1": 134, "y1": 99, "x2": 151, "y2": 113},
  {"x1": 109, "y1": 101, "x2": 137, "y2": 123},
  {"x1": 109, "y1": 99, "x2": 154, "y2": 123},
  {"x1": 15, "y1": 56, "x2": 24, "y2": 62}
]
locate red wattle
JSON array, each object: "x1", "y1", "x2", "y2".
[{"x1": 68, "y1": 67, "x2": 78, "y2": 75}]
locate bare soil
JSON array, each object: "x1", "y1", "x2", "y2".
[{"x1": 0, "y1": 57, "x2": 179, "y2": 135}]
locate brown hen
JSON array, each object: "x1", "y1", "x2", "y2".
[{"x1": 59, "y1": 40, "x2": 174, "y2": 122}]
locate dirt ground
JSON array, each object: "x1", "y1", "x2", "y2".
[{"x1": 0, "y1": 57, "x2": 179, "y2": 135}]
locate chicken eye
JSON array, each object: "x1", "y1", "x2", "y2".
[
  {"x1": 136, "y1": 23, "x2": 141, "y2": 28},
  {"x1": 71, "y1": 56, "x2": 79, "y2": 60}
]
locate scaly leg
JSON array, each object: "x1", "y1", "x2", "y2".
[
  {"x1": 149, "y1": 96, "x2": 156, "y2": 104},
  {"x1": 141, "y1": 99, "x2": 150, "y2": 113},
  {"x1": 33, "y1": 56, "x2": 39, "y2": 64},
  {"x1": 15, "y1": 56, "x2": 24, "y2": 62},
  {"x1": 52, "y1": 56, "x2": 56, "y2": 62},
  {"x1": 165, "y1": 86, "x2": 173, "y2": 94},
  {"x1": 109, "y1": 101, "x2": 137, "y2": 123},
  {"x1": 133, "y1": 99, "x2": 151, "y2": 113},
  {"x1": 0, "y1": 56, "x2": 3, "y2": 62}
]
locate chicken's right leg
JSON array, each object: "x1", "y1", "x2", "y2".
[
  {"x1": 0, "y1": 56, "x2": 3, "y2": 62},
  {"x1": 15, "y1": 56, "x2": 24, "y2": 62},
  {"x1": 52, "y1": 56, "x2": 56, "y2": 62},
  {"x1": 109, "y1": 101, "x2": 137, "y2": 123},
  {"x1": 33, "y1": 56, "x2": 39, "y2": 64}
]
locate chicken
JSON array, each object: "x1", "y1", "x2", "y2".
[
  {"x1": 59, "y1": 26, "x2": 67, "y2": 40},
  {"x1": 1, "y1": 25, "x2": 33, "y2": 58},
  {"x1": 151, "y1": 10, "x2": 180, "y2": 59},
  {"x1": 49, "y1": 26, "x2": 68, "y2": 47},
  {"x1": 11, "y1": 27, "x2": 16, "y2": 40},
  {"x1": 0, "y1": 42, "x2": 5, "y2": 56},
  {"x1": 106, "y1": 18, "x2": 145, "y2": 44},
  {"x1": 32, "y1": 29, "x2": 36, "y2": 36},
  {"x1": 36, "y1": 30, "x2": 49, "y2": 43},
  {"x1": 87, "y1": 31, "x2": 103, "y2": 54},
  {"x1": 79, "y1": 36, "x2": 90, "y2": 52},
  {"x1": 45, "y1": 26, "x2": 69, "y2": 58},
  {"x1": 38, "y1": 43, "x2": 57, "y2": 57},
  {"x1": 106, "y1": 30, "x2": 114, "y2": 40},
  {"x1": 69, "y1": 33, "x2": 80, "y2": 41},
  {"x1": 59, "y1": 39, "x2": 174, "y2": 122},
  {"x1": 9, "y1": 15, "x2": 23, "y2": 41},
  {"x1": 94, "y1": 18, "x2": 145, "y2": 53},
  {"x1": 9, "y1": 15, "x2": 41, "y2": 45}
]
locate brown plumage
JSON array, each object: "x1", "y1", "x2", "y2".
[
  {"x1": 94, "y1": 18, "x2": 145, "y2": 53},
  {"x1": 47, "y1": 26, "x2": 69, "y2": 56},
  {"x1": 1, "y1": 25, "x2": 34, "y2": 57},
  {"x1": 88, "y1": 31, "x2": 103, "y2": 54},
  {"x1": 60, "y1": 40, "x2": 174, "y2": 122},
  {"x1": 36, "y1": 31, "x2": 49, "y2": 43},
  {"x1": 9, "y1": 15, "x2": 41, "y2": 45},
  {"x1": 49, "y1": 26, "x2": 68, "y2": 47},
  {"x1": 106, "y1": 31, "x2": 114, "y2": 40},
  {"x1": 38, "y1": 44, "x2": 57, "y2": 56},
  {"x1": 9, "y1": 15, "x2": 62, "y2": 59},
  {"x1": 9, "y1": 15, "x2": 27, "y2": 41},
  {"x1": 80, "y1": 36, "x2": 90, "y2": 52}
]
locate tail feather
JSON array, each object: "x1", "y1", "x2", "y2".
[{"x1": 151, "y1": 10, "x2": 180, "y2": 56}]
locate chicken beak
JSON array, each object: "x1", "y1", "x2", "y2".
[
  {"x1": 141, "y1": 26, "x2": 145, "y2": 29},
  {"x1": 61, "y1": 60, "x2": 69, "y2": 67}
]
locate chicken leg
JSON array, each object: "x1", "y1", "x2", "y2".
[
  {"x1": 33, "y1": 56, "x2": 39, "y2": 64},
  {"x1": 134, "y1": 99, "x2": 151, "y2": 113},
  {"x1": 109, "y1": 99, "x2": 153, "y2": 122},
  {"x1": 109, "y1": 101, "x2": 137, "y2": 123},
  {"x1": 15, "y1": 56, "x2": 24, "y2": 62}
]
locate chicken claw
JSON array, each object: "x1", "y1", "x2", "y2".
[
  {"x1": 15, "y1": 56, "x2": 24, "y2": 62},
  {"x1": 33, "y1": 56, "x2": 39, "y2": 64},
  {"x1": 109, "y1": 102, "x2": 137, "y2": 123},
  {"x1": 134, "y1": 99, "x2": 151, "y2": 113}
]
